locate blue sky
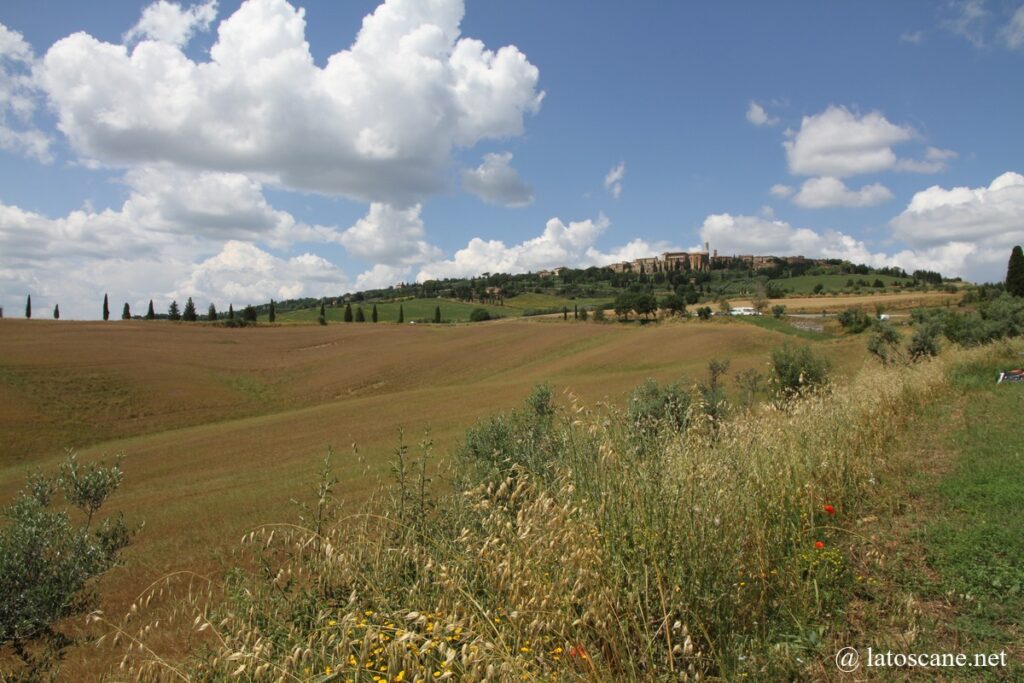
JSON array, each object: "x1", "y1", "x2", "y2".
[{"x1": 1, "y1": 0, "x2": 1022, "y2": 318}]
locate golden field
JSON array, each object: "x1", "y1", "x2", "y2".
[
  {"x1": 728, "y1": 289, "x2": 961, "y2": 312},
  {"x1": 0, "y1": 316, "x2": 868, "y2": 676}
]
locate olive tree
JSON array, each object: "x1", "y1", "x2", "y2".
[{"x1": 1, "y1": 453, "x2": 133, "y2": 679}]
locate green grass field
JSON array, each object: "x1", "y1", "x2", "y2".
[
  {"x1": 923, "y1": 368, "x2": 1024, "y2": 656},
  {"x1": 768, "y1": 273, "x2": 912, "y2": 294},
  {"x1": 499, "y1": 292, "x2": 616, "y2": 312},
  {"x1": 818, "y1": 347, "x2": 1024, "y2": 679},
  {"x1": 272, "y1": 293, "x2": 620, "y2": 323},
  {"x1": 271, "y1": 296, "x2": 517, "y2": 323}
]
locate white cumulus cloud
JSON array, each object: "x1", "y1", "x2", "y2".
[
  {"x1": 173, "y1": 240, "x2": 347, "y2": 305},
  {"x1": 792, "y1": 177, "x2": 894, "y2": 208},
  {"x1": 746, "y1": 101, "x2": 779, "y2": 126},
  {"x1": 770, "y1": 184, "x2": 795, "y2": 198},
  {"x1": 417, "y1": 214, "x2": 611, "y2": 280},
  {"x1": 891, "y1": 171, "x2": 1024, "y2": 250},
  {"x1": 461, "y1": 152, "x2": 534, "y2": 207},
  {"x1": 124, "y1": 0, "x2": 218, "y2": 47},
  {"x1": 354, "y1": 263, "x2": 411, "y2": 291},
  {"x1": 36, "y1": 0, "x2": 543, "y2": 205},
  {"x1": 340, "y1": 203, "x2": 443, "y2": 266},
  {"x1": 0, "y1": 166, "x2": 348, "y2": 318},
  {"x1": 784, "y1": 105, "x2": 915, "y2": 178}
]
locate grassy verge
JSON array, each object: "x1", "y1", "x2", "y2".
[
  {"x1": 923, "y1": 362, "x2": 1023, "y2": 668},
  {"x1": 822, "y1": 344, "x2": 1023, "y2": 680}
]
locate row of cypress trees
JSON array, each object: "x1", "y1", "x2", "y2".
[
  {"x1": 19, "y1": 295, "x2": 453, "y2": 326},
  {"x1": 336, "y1": 302, "x2": 438, "y2": 324}
]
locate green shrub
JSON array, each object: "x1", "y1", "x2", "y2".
[
  {"x1": 1, "y1": 454, "x2": 132, "y2": 679},
  {"x1": 627, "y1": 378, "x2": 692, "y2": 432},
  {"x1": 769, "y1": 343, "x2": 830, "y2": 398},
  {"x1": 867, "y1": 320, "x2": 903, "y2": 365},
  {"x1": 469, "y1": 308, "x2": 491, "y2": 322},
  {"x1": 908, "y1": 322, "x2": 941, "y2": 361},
  {"x1": 837, "y1": 308, "x2": 872, "y2": 333},
  {"x1": 457, "y1": 384, "x2": 555, "y2": 482},
  {"x1": 771, "y1": 304, "x2": 787, "y2": 318}
]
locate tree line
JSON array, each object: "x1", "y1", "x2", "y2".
[{"x1": 9, "y1": 246, "x2": 1021, "y2": 323}]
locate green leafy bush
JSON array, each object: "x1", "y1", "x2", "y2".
[
  {"x1": 627, "y1": 378, "x2": 692, "y2": 432},
  {"x1": 469, "y1": 308, "x2": 491, "y2": 322},
  {"x1": 837, "y1": 308, "x2": 872, "y2": 333},
  {"x1": 769, "y1": 343, "x2": 830, "y2": 399},
  {"x1": 867, "y1": 320, "x2": 903, "y2": 365},
  {"x1": 1, "y1": 454, "x2": 133, "y2": 679}
]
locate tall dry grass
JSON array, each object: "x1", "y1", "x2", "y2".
[{"x1": 100, "y1": 343, "x2": 1015, "y2": 682}]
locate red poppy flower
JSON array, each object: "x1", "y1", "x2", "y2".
[
  {"x1": 823, "y1": 504, "x2": 836, "y2": 516},
  {"x1": 568, "y1": 645, "x2": 588, "y2": 660},
  {"x1": 815, "y1": 541, "x2": 825, "y2": 549}
]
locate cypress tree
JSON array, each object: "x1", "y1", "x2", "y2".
[
  {"x1": 25, "y1": 294, "x2": 31, "y2": 319},
  {"x1": 371, "y1": 304, "x2": 378, "y2": 323},
  {"x1": 208, "y1": 303, "x2": 218, "y2": 321},
  {"x1": 53, "y1": 304, "x2": 59, "y2": 320},
  {"x1": 1008, "y1": 245, "x2": 1024, "y2": 297},
  {"x1": 563, "y1": 306, "x2": 568, "y2": 320},
  {"x1": 398, "y1": 304, "x2": 404, "y2": 323},
  {"x1": 228, "y1": 303, "x2": 235, "y2": 320},
  {"x1": 168, "y1": 300, "x2": 181, "y2": 321},
  {"x1": 574, "y1": 304, "x2": 578, "y2": 320},
  {"x1": 102, "y1": 294, "x2": 109, "y2": 321},
  {"x1": 268, "y1": 300, "x2": 276, "y2": 323},
  {"x1": 318, "y1": 301, "x2": 326, "y2": 325},
  {"x1": 122, "y1": 302, "x2": 131, "y2": 320},
  {"x1": 344, "y1": 303, "x2": 353, "y2": 322},
  {"x1": 146, "y1": 300, "x2": 155, "y2": 320},
  {"x1": 355, "y1": 306, "x2": 365, "y2": 322},
  {"x1": 182, "y1": 297, "x2": 197, "y2": 322},
  {"x1": 434, "y1": 305, "x2": 441, "y2": 323}
]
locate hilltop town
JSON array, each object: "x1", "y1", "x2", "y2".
[{"x1": 602, "y1": 242, "x2": 827, "y2": 275}]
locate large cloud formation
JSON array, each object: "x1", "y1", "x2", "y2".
[
  {"x1": 0, "y1": 166, "x2": 350, "y2": 318},
  {"x1": 889, "y1": 171, "x2": 1024, "y2": 279},
  {"x1": 771, "y1": 105, "x2": 956, "y2": 209},
  {"x1": 0, "y1": 0, "x2": 548, "y2": 317},
  {"x1": 0, "y1": 23, "x2": 51, "y2": 162},
  {"x1": 784, "y1": 106, "x2": 914, "y2": 178},
  {"x1": 37, "y1": 0, "x2": 543, "y2": 205},
  {"x1": 417, "y1": 215, "x2": 612, "y2": 281}
]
